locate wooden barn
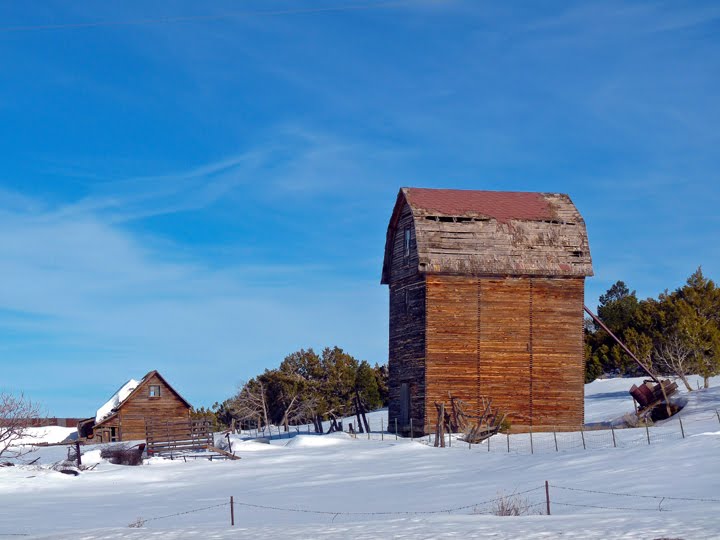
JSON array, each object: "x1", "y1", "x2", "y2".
[
  {"x1": 85, "y1": 370, "x2": 192, "y2": 442},
  {"x1": 381, "y1": 188, "x2": 593, "y2": 434}
]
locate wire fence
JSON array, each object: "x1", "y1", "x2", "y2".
[
  {"x1": 109, "y1": 481, "x2": 720, "y2": 529},
  {"x1": 234, "y1": 409, "x2": 720, "y2": 456}
]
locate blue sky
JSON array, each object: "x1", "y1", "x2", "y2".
[{"x1": 1, "y1": 1, "x2": 718, "y2": 416}]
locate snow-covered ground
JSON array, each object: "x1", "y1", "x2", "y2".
[{"x1": 2, "y1": 376, "x2": 719, "y2": 539}]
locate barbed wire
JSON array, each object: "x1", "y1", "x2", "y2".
[
  {"x1": 140, "y1": 501, "x2": 230, "y2": 523},
  {"x1": 230, "y1": 485, "x2": 545, "y2": 517},
  {"x1": 551, "y1": 484, "x2": 720, "y2": 503},
  {"x1": 553, "y1": 501, "x2": 662, "y2": 512}
]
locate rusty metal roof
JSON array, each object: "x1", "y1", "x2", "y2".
[
  {"x1": 403, "y1": 188, "x2": 553, "y2": 224},
  {"x1": 381, "y1": 187, "x2": 593, "y2": 283}
]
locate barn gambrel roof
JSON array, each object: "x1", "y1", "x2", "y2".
[{"x1": 381, "y1": 187, "x2": 593, "y2": 283}]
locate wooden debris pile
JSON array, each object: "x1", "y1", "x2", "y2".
[{"x1": 434, "y1": 393, "x2": 506, "y2": 447}]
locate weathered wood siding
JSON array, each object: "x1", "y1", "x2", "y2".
[
  {"x1": 425, "y1": 275, "x2": 585, "y2": 430},
  {"x1": 387, "y1": 202, "x2": 426, "y2": 433},
  {"x1": 530, "y1": 278, "x2": 585, "y2": 429},
  {"x1": 384, "y1": 189, "x2": 590, "y2": 434},
  {"x1": 425, "y1": 276, "x2": 480, "y2": 429},
  {"x1": 96, "y1": 374, "x2": 190, "y2": 442}
]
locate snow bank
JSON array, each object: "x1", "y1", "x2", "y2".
[
  {"x1": 95, "y1": 379, "x2": 139, "y2": 423},
  {"x1": 283, "y1": 432, "x2": 352, "y2": 448}
]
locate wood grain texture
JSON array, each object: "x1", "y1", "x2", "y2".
[
  {"x1": 93, "y1": 372, "x2": 191, "y2": 442},
  {"x1": 383, "y1": 190, "x2": 590, "y2": 433}
]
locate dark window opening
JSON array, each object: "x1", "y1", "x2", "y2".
[
  {"x1": 425, "y1": 215, "x2": 487, "y2": 223},
  {"x1": 571, "y1": 250, "x2": 583, "y2": 257}
]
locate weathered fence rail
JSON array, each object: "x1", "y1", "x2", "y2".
[{"x1": 145, "y1": 419, "x2": 213, "y2": 457}]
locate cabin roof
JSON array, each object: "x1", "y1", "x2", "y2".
[
  {"x1": 94, "y1": 370, "x2": 192, "y2": 428},
  {"x1": 381, "y1": 187, "x2": 594, "y2": 283}
]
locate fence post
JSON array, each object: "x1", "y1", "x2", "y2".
[
  {"x1": 553, "y1": 428, "x2": 558, "y2": 452},
  {"x1": 679, "y1": 415, "x2": 685, "y2": 439},
  {"x1": 580, "y1": 427, "x2": 586, "y2": 450},
  {"x1": 545, "y1": 481, "x2": 551, "y2": 515},
  {"x1": 381, "y1": 418, "x2": 384, "y2": 441},
  {"x1": 529, "y1": 428, "x2": 534, "y2": 455},
  {"x1": 230, "y1": 496, "x2": 234, "y2": 526},
  {"x1": 507, "y1": 433, "x2": 510, "y2": 453},
  {"x1": 75, "y1": 441, "x2": 82, "y2": 467},
  {"x1": 645, "y1": 419, "x2": 651, "y2": 445},
  {"x1": 395, "y1": 418, "x2": 398, "y2": 440},
  {"x1": 410, "y1": 418, "x2": 414, "y2": 441},
  {"x1": 611, "y1": 425, "x2": 617, "y2": 448}
]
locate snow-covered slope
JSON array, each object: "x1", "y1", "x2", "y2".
[{"x1": 2, "y1": 377, "x2": 719, "y2": 539}]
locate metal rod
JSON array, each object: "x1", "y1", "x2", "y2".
[
  {"x1": 530, "y1": 428, "x2": 534, "y2": 454},
  {"x1": 584, "y1": 305, "x2": 659, "y2": 383}
]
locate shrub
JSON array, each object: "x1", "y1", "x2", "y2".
[
  {"x1": 101, "y1": 444, "x2": 144, "y2": 466},
  {"x1": 488, "y1": 493, "x2": 539, "y2": 516}
]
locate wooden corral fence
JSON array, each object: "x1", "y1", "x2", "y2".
[{"x1": 145, "y1": 418, "x2": 213, "y2": 457}]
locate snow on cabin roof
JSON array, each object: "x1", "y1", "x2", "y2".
[{"x1": 95, "y1": 379, "x2": 139, "y2": 423}]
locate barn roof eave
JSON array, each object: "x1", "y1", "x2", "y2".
[{"x1": 380, "y1": 189, "x2": 412, "y2": 285}]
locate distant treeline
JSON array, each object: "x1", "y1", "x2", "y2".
[
  {"x1": 585, "y1": 267, "x2": 720, "y2": 389},
  {"x1": 194, "y1": 347, "x2": 388, "y2": 432}
]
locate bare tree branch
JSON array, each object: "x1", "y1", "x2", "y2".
[{"x1": 0, "y1": 392, "x2": 42, "y2": 459}]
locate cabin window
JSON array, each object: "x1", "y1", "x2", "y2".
[
  {"x1": 403, "y1": 227, "x2": 411, "y2": 260},
  {"x1": 149, "y1": 385, "x2": 161, "y2": 398}
]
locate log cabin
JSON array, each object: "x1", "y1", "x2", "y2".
[
  {"x1": 381, "y1": 188, "x2": 593, "y2": 434},
  {"x1": 87, "y1": 370, "x2": 191, "y2": 442}
]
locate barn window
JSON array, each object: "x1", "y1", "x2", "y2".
[
  {"x1": 404, "y1": 227, "x2": 411, "y2": 259},
  {"x1": 149, "y1": 385, "x2": 161, "y2": 398}
]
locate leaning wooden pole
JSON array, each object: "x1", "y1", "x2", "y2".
[{"x1": 583, "y1": 305, "x2": 659, "y2": 384}]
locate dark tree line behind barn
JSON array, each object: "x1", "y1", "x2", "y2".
[
  {"x1": 585, "y1": 267, "x2": 720, "y2": 389},
  {"x1": 215, "y1": 347, "x2": 388, "y2": 433}
]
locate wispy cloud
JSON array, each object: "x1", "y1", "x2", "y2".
[{"x1": 0, "y1": 127, "x2": 395, "y2": 414}]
